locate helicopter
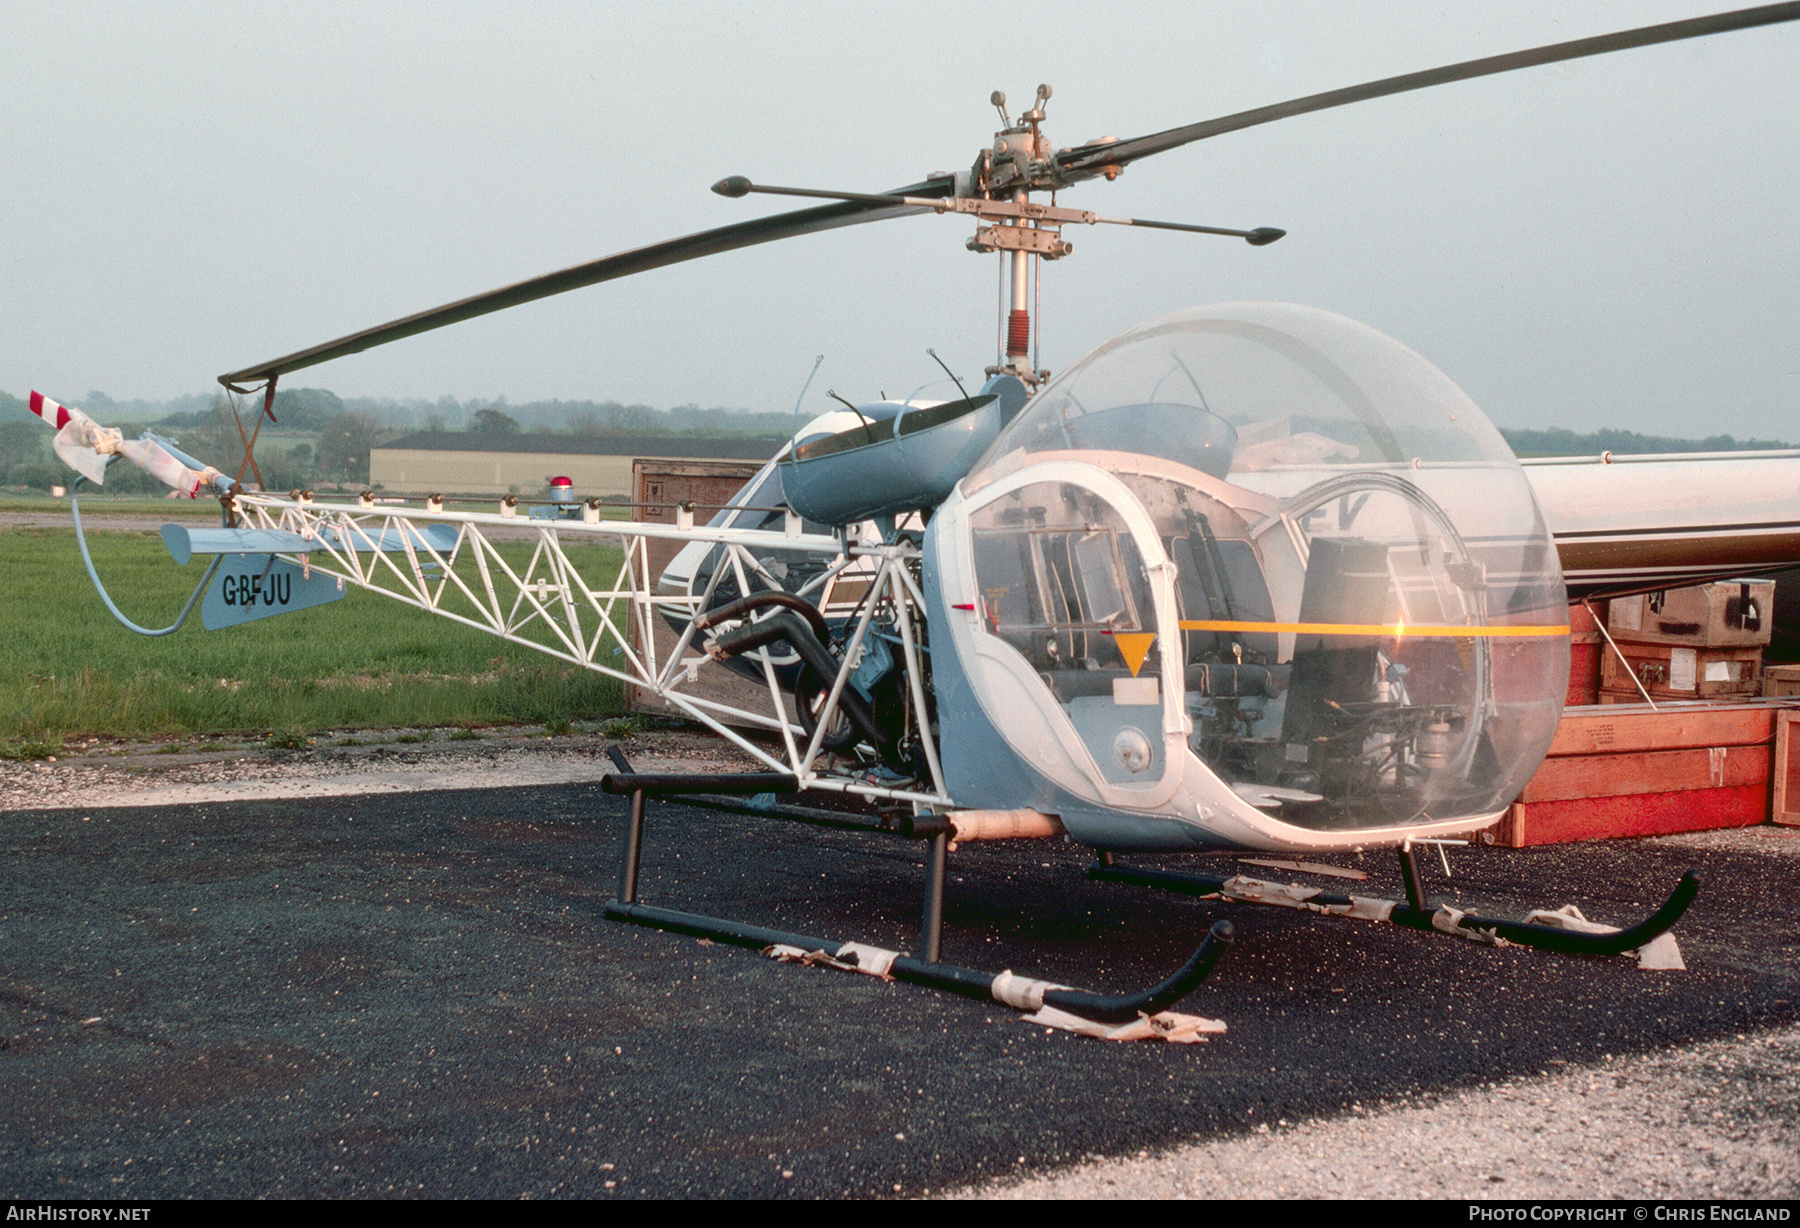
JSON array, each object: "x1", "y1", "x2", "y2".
[{"x1": 24, "y1": 3, "x2": 1800, "y2": 1031}]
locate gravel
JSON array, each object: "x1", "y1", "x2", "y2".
[
  {"x1": 951, "y1": 1023, "x2": 1800, "y2": 1199},
  {"x1": 0, "y1": 726, "x2": 746, "y2": 814},
  {"x1": 5, "y1": 728, "x2": 1796, "y2": 1200},
  {"x1": 954, "y1": 823, "x2": 1800, "y2": 1200}
]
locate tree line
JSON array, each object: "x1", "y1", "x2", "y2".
[
  {"x1": 0, "y1": 387, "x2": 797, "y2": 494},
  {"x1": 1496, "y1": 425, "x2": 1794, "y2": 458},
  {"x1": 4, "y1": 385, "x2": 1794, "y2": 496}
]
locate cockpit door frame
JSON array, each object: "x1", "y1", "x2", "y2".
[{"x1": 946, "y1": 458, "x2": 1190, "y2": 811}]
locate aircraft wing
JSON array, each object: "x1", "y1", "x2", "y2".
[{"x1": 1525, "y1": 451, "x2": 1800, "y2": 595}]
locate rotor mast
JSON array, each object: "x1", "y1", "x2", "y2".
[
  {"x1": 967, "y1": 84, "x2": 1283, "y2": 387},
  {"x1": 1004, "y1": 197, "x2": 1034, "y2": 384},
  {"x1": 977, "y1": 86, "x2": 1061, "y2": 387}
]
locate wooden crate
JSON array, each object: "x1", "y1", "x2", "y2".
[
  {"x1": 627, "y1": 459, "x2": 770, "y2": 719},
  {"x1": 1496, "y1": 700, "x2": 1779, "y2": 846},
  {"x1": 1773, "y1": 709, "x2": 1800, "y2": 827},
  {"x1": 631, "y1": 459, "x2": 765, "y2": 584},
  {"x1": 1598, "y1": 643, "x2": 1762, "y2": 701},
  {"x1": 1566, "y1": 600, "x2": 1604, "y2": 707},
  {"x1": 1606, "y1": 579, "x2": 1774, "y2": 648},
  {"x1": 1764, "y1": 663, "x2": 1800, "y2": 698}
]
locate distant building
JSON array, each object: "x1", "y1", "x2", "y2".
[{"x1": 370, "y1": 431, "x2": 786, "y2": 499}]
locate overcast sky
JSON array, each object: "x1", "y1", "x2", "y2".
[{"x1": 5, "y1": 1, "x2": 1796, "y2": 440}]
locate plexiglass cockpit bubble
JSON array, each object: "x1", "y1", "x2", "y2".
[{"x1": 944, "y1": 303, "x2": 1568, "y2": 838}]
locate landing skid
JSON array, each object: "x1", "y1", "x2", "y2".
[
  {"x1": 600, "y1": 758, "x2": 1233, "y2": 1028},
  {"x1": 1090, "y1": 843, "x2": 1698, "y2": 959}
]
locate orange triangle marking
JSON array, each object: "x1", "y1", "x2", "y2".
[{"x1": 1113, "y1": 632, "x2": 1156, "y2": 678}]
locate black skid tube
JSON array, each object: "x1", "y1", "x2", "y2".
[
  {"x1": 1388, "y1": 869, "x2": 1700, "y2": 956},
  {"x1": 604, "y1": 900, "x2": 1234, "y2": 1024},
  {"x1": 1091, "y1": 861, "x2": 1698, "y2": 958},
  {"x1": 1041, "y1": 922, "x2": 1235, "y2": 1023}
]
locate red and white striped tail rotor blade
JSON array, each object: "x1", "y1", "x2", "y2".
[
  {"x1": 30, "y1": 390, "x2": 115, "y2": 484},
  {"x1": 28, "y1": 390, "x2": 83, "y2": 432},
  {"x1": 28, "y1": 390, "x2": 221, "y2": 496}
]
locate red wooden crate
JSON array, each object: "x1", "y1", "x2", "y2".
[{"x1": 1496, "y1": 701, "x2": 1779, "y2": 847}]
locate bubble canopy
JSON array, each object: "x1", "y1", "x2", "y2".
[
  {"x1": 976, "y1": 301, "x2": 1526, "y2": 478},
  {"x1": 942, "y1": 303, "x2": 1568, "y2": 842}
]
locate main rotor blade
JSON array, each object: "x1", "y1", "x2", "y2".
[
  {"x1": 218, "y1": 178, "x2": 953, "y2": 389},
  {"x1": 1055, "y1": 2, "x2": 1800, "y2": 181}
]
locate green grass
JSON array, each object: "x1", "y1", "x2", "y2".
[
  {"x1": 0, "y1": 494, "x2": 212, "y2": 519},
  {"x1": 597, "y1": 716, "x2": 643, "y2": 739},
  {"x1": 0, "y1": 493, "x2": 636, "y2": 521},
  {"x1": 0, "y1": 524, "x2": 631, "y2": 741}
]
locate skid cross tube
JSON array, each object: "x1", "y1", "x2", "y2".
[
  {"x1": 1091, "y1": 852, "x2": 1698, "y2": 959},
  {"x1": 599, "y1": 763, "x2": 1233, "y2": 1024}
]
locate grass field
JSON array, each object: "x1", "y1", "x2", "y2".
[
  {"x1": 1, "y1": 523, "x2": 631, "y2": 746},
  {"x1": 0, "y1": 492, "x2": 637, "y2": 520},
  {"x1": 0, "y1": 494, "x2": 219, "y2": 518}
]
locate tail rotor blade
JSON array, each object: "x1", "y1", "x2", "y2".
[
  {"x1": 30, "y1": 391, "x2": 112, "y2": 485},
  {"x1": 29, "y1": 391, "x2": 225, "y2": 496}
]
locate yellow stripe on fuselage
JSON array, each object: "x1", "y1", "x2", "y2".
[{"x1": 1176, "y1": 620, "x2": 1569, "y2": 638}]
